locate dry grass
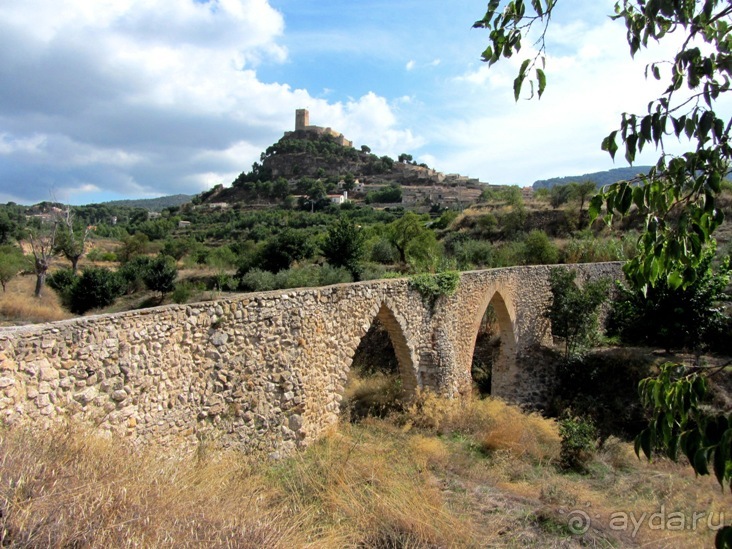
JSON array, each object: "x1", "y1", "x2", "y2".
[
  {"x1": 0, "y1": 422, "x2": 480, "y2": 548},
  {"x1": 406, "y1": 391, "x2": 560, "y2": 463},
  {"x1": 0, "y1": 274, "x2": 70, "y2": 325},
  {"x1": 1, "y1": 395, "x2": 728, "y2": 548}
]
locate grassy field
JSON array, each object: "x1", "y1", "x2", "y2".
[
  {"x1": 1, "y1": 394, "x2": 728, "y2": 548},
  {"x1": 0, "y1": 273, "x2": 70, "y2": 326}
]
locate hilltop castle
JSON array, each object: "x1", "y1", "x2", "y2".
[{"x1": 283, "y1": 109, "x2": 353, "y2": 148}]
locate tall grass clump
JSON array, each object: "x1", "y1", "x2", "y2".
[
  {"x1": 267, "y1": 423, "x2": 477, "y2": 547},
  {"x1": 406, "y1": 391, "x2": 560, "y2": 463}
]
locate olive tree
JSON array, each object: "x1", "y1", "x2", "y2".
[{"x1": 54, "y1": 206, "x2": 91, "y2": 274}]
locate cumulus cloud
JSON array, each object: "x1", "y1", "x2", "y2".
[
  {"x1": 0, "y1": 0, "x2": 420, "y2": 204},
  {"x1": 437, "y1": 17, "x2": 711, "y2": 185}
]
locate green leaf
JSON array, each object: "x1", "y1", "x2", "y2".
[
  {"x1": 712, "y1": 428, "x2": 732, "y2": 486},
  {"x1": 699, "y1": 110, "x2": 714, "y2": 139},
  {"x1": 640, "y1": 428, "x2": 653, "y2": 460},
  {"x1": 619, "y1": 183, "x2": 633, "y2": 213},
  {"x1": 667, "y1": 270, "x2": 684, "y2": 290},
  {"x1": 601, "y1": 132, "x2": 619, "y2": 160},
  {"x1": 588, "y1": 194, "x2": 603, "y2": 221},
  {"x1": 625, "y1": 134, "x2": 638, "y2": 163},
  {"x1": 536, "y1": 68, "x2": 546, "y2": 98},
  {"x1": 694, "y1": 448, "x2": 710, "y2": 476}
]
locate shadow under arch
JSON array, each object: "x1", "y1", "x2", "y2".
[
  {"x1": 349, "y1": 302, "x2": 419, "y2": 398},
  {"x1": 468, "y1": 290, "x2": 517, "y2": 397}
]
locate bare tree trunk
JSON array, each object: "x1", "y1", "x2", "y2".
[{"x1": 34, "y1": 258, "x2": 48, "y2": 298}]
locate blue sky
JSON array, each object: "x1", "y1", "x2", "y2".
[{"x1": 0, "y1": 0, "x2": 725, "y2": 205}]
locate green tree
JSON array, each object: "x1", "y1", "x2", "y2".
[
  {"x1": 258, "y1": 229, "x2": 315, "y2": 273},
  {"x1": 0, "y1": 210, "x2": 17, "y2": 245},
  {"x1": 142, "y1": 255, "x2": 178, "y2": 298},
  {"x1": 68, "y1": 267, "x2": 124, "y2": 314},
  {"x1": 500, "y1": 185, "x2": 523, "y2": 207},
  {"x1": 523, "y1": 229, "x2": 559, "y2": 265},
  {"x1": 342, "y1": 172, "x2": 356, "y2": 192},
  {"x1": 54, "y1": 206, "x2": 90, "y2": 274},
  {"x1": 549, "y1": 184, "x2": 573, "y2": 209},
  {"x1": 117, "y1": 256, "x2": 153, "y2": 294},
  {"x1": 546, "y1": 268, "x2": 609, "y2": 360},
  {"x1": 571, "y1": 181, "x2": 598, "y2": 216},
  {"x1": 0, "y1": 245, "x2": 24, "y2": 292},
  {"x1": 322, "y1": 217, "x2": 366, "y2": 280},
  {"x1": 387, "y1": 212, "x2": 434, "y2": 266},
  {"x1": 117, "y1": 233, "x2": 149, "y2": 264}
]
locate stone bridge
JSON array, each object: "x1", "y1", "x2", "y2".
[{"x1": 0, "y1": 263, "x2": 621, "y2": 455}]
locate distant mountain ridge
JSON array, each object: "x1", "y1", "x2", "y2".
[
  {"x1": 101, "y1": 194, "x2": 192, "y2": 211},
  {"x1": 532, "y1": 166, "x2": 653, "y2": 190}
]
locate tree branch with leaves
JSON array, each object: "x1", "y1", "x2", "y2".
[{"x1": 475, "y1": 2, "x2": 732, "y2": 544}]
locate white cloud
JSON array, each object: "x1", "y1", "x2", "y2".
[
  {"x1": 433, "y1": 17, "x2": 723, "y2": 185},
  {"x1": 0, "y1": 0, "x2": 421, "y2": 204},
  {"x1": 406, "y1": 60, "x2": 416, "y2": 71}
]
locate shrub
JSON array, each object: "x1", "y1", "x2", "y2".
[
  {"x1": 68, "y1": 267, "x2": 124, "y2": 314},
  {"x1": 365, "y1": 184, "x2": 402, "y2": 204},
  {"x1": 317, "y1": 264, "x2": 353, "y2": 286},
  {"x1": 86, "y1": 248, "x2": 116, "y2": 262},
  {"x1": 0, "y1": 247, "x2": 23, "y2": 292},
  {"x1": 274, "y1": 266, "x2": 320, "y2": 289},
  {"x1": 117, "y1": 256, "x2": 152, "y2": 294},
  {"x1": 452, "y1": 239, "x2": 494, "y2": 269},
  {"x1": 257, "y1": 229, "x2": 315, "y2": 273},
  {"x1": 207, "y1": 245, "x2": 238, "y2": 270},
  {"x1": 546, "y1": 268, "x2": 609, "y2": 359},
  {"x1": 409, "y1": 271, "x2": 459, "y2": 310},
  {"x1": 523, "y1": 229, "x2": 559, "y2": 265},
  {"x1": 370, "y1": 238, "x2": 399, "y2": 264},
  {"x1": 491, "y1": 241, "x2": 527, "y2": 267},
  {"x1": 142, "y1": 255, "x2": 178, "y2": 297},
  {"x1": 117, "y1": 233, "x2": 149, "y2": 264},
  {"x1": 239, "y1": 268, "x2": 277, "y2": 292},
  {"x1": 558, "y1": 415, "x2": 597, "y2": 473},
  {"x1": 47, "y1": 268, "x2": 77, "y2": 305},
  {"x1": 171, "y1": 282, "x2": 193, "y2": 304}
]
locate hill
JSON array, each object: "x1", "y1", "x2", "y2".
[
  {"x1": 196, "y1": 109, "x2": 487, "y2": 210},
  {"x1": 532, "y1": 166, "x2": 653, "y2": 190},
  {"x1": 101, "y1": 194, "x2": 192, "y2": 211}
]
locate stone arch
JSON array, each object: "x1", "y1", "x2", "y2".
[
  {"x1": 350, "y1": 302, "x2": 419, "y2": 397},
  {"x1": 467, "y1": 290, "x2": 517, "y2": 398}
]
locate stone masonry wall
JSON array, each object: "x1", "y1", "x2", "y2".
[{"x1": 0, "y1": 263, "x2": 623, "y2": 455}]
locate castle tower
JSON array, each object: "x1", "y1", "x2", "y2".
[{"x1": 295, "y1": 109, "x2": 309, "y2": 131}]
